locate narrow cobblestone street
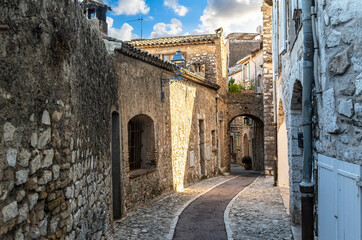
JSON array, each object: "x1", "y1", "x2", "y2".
[{"x1": 114, "y1": 165, "x2": 293, "y2": 240}]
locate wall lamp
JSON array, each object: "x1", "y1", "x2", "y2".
[{"x1": 161, "y1": 50, "x2": 186, "y2": 100}]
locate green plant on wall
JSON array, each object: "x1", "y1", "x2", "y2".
[
  {"x1": 247, "y1": 78, "x2": 256, "y2": 90},
  {"x1": 228, "y1": 77, "x2": 245, "y2": 93}
]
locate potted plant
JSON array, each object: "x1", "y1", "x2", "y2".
[{"x1": 241, "y1": 156, "x2": 252, "y2": 170}]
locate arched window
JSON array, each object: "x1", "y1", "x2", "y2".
[{"x1": 128, "y1": 114, "x2": 156, "y2": 171}]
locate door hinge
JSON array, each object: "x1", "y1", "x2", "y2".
[{"x1": 356, "y1": 180, "x2": 362, "y2": 187}]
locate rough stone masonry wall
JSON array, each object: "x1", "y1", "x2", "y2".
[
  {"x1": 138, "y1": 44, "x2": 218, "y2": 84},
  {"x1": 115, "y1": 53, "x2": 218, "y2": 214},
  {"x1": 114, "y1": 53, "x2": 173, "y2": 215},
  {"x1": 274, "y1": 0, "x2": 362, "y2": 225},
  {"x1": 276, "y1": 34, "x2": 304, "y2": 224},
  {"x1": 261, "y1": 1, "x2": 275, "y2": 174},
  {"x1": 226, "y1": 93, "x2": 264, "y2": 171},
  {"x1": 314, "y1": 0, "x2": 362, "y2": 163},
  {"x1": 0, "y1": 1, "x2": 118, "y2": 239}
]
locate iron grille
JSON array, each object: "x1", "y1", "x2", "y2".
[{"x1": 128, "y1": 121, "x2": 143, "y2": 171}]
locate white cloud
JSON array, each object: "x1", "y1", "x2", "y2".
[
  {"x1": 107, "y1": 17, "x2": 139, "y2": 41},
  {"x1": 164, "y1": 0, "x2": 188, "y2": 16},
  {"x1": 150, "y1": 18, "x2": 183, "y2": 38},
  {"x1": 193, "y1": 0, "x2": 262, "y2": 35},
  {"x1": 113, "y1": 0, "x2": 150, "y2": 15}
]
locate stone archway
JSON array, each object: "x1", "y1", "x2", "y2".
[
  {"x1": 288, "y1": 80, "x2": 303, "y2": 224},
  {"x1": 227, "y1": 114, "x2": 264, "y2": 171},
  {"x1": 225, "y1": 92, "x2": 265, "y2": 171}
]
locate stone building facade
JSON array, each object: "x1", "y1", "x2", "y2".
[
  {"x1": 228, "y1": 48, "x2": 264, "y2": 92},
  {"x1": 110, "y1": 41, "x2": 221, "y2": 215},
  {"x1": 224, "y1": 33, "x2": 261, "y2": 68},
  {"x1": 128, "y1": 32, "x2": 228, "y2": 88},
  {"x1": 270, "y1": 0, "x2": 362, "y2": 236},
  {"x1": 128, "y1": 33, "x2": 231, "y2": 173}
]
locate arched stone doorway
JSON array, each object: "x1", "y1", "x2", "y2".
[
  {"x1": 227, "y1": 114, "x2": 264, "y2": 171},
  {"x1": 288, "y1": 80, "x2": 303, "y2": 224},
  {"x1": 225, "y1": 92, "x2": 265, "y2": 172}
]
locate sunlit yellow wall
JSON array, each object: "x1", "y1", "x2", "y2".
[
  {"x1": 170, "y1": 82, "x2": 196, "y2": 190},
  {"x1": 169, "y1": 77, "x2": 219, "y2": 190}
]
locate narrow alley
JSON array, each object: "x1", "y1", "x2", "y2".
[
  {"x1": 1, "y1": 0, "x2": 360, "y2": 239},
  {"x1": 114, "y1": 164, "x2": 293, "y2": 240}
]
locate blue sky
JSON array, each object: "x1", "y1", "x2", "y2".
[{"x1": 103, "y1": 0, "x2": 262, "y2": 40}]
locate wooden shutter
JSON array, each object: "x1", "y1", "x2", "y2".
[
  {"x1": 318, "y1": 154, "x2": 362, "y2": 240},
  {"x1": 278, "y1": 0, "x2": 287, "y2": 54}
]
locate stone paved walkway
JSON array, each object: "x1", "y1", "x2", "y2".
[
  {"x1": 114, "y1": 172, "x2": 293, "y2": 240},
  {"x1": 227, "y1": 176, "x2": 293, "y2": 240},
  {"x1": 173, "y1": 176, "x2": 256, "y2": 240},
  {"x1": 113, "y1": 176, "x2": 235, "y2": 240}
]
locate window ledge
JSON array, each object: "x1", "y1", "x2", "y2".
[{"x1": 129, "y1": 168, "x2": 156, "y2": 179}]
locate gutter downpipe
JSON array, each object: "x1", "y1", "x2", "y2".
[
  {"x1": 300, "y1": 0, "x2": 315, "y2": 239},
  {"x1": 273, "y1": 69, "x2": 278, "y2": 186},
  {"x1": 271, "y1": 0, "x2": 278, "y2": 186}
]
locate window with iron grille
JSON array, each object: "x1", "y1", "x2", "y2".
[
  {"x1": 128, "y1": 114, "x2": 156, "y2": 171},
  {"x1": 128, "y1": 121, "x2": 143, "y2": 170}
]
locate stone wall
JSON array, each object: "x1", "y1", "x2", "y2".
[
  {"x1": 135, "y1": 44, "x2": 218, "y2": 84},
  {"x1": 114, "y1": 51, "x2": 219, "y2": 214},
  {"x1": 261, "y1": 1, "x2": 276, "y2": 175},
  {"x1": 0, "y1": 1, "x2": 118, "y2": 239},
  {"x1": 315, "y1": 0, "x2": 362, "y2": 163},
  {"x1": 272, "y1": 0, "x2": 362, "y2": 225}
]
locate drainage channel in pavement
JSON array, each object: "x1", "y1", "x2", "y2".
[{"x1": 172, "y1": 175, "x2": 257, "y2": 240}]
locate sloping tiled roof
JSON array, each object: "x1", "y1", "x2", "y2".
[
  {"x1": 225, "y1": 33, "x2": 260, "y2": 41},
  {"x1": 128, "y1": 34, "x2": 218, "y2": 47},
  {"x1": 113, "y1": 40, "x2": 175, "y2": 71},
  {"x1": 105, "y1": 37, "x2": 219, "y2": 90},
  {"x1": 228, "y1": 65, "x2": 243, "y2": 75}
]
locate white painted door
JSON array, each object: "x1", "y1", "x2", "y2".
[{"x1": 318, "y1": 154, "x2": 362, "y2": 240}]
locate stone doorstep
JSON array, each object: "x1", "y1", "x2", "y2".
[{"x1": 128, "y1": 168, "x2": 157, "y2": 179}]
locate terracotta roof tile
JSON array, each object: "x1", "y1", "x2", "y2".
[{"x1": 128, "y1": 34, "x2": 218, "y2": 47}]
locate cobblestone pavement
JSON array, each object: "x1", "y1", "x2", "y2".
[
  {"x1": 113, "y1": 176, "x2": 235, "y2": 240},
  {"x1": 227, "y1": 176, "x2": 293, "y2": 240}
]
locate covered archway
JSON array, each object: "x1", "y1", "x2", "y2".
[
  {"x1": 225, "y1": 92, "x2": 265, "y2": 171},
  {"x1": 227, "y1": 114, "x2": 264, "y2": 171}
]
